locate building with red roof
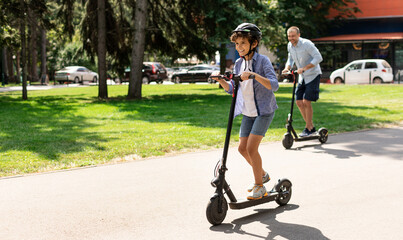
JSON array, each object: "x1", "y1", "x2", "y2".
[{"x1": 312, "y1": 0, "x2": 403, "y2": 80}]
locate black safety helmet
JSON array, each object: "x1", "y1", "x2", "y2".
[
  {"x1": 232, "y1": 23, "x2": 262, "y2": 59},
  {"x1": 232, "y1": 23, "x2": 262, "y2": 41}
]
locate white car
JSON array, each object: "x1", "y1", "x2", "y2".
[
  {"x1": 330, "y1": 59, "x2": 393, "y2": 84},
  {"x1": 55, "y1": 66, "x2": 98, "y2": 84}
]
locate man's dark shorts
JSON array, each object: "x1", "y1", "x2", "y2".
[{"x1": 296, "y1": 74, "x2": 321, "y2": 101}]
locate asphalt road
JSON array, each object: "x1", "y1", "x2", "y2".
[{"x1": 1, "y1": 126, "x2": 402, "y2": 240}]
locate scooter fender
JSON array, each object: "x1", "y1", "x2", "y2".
[
  {"x1": 209, "y1": 193, "x2": 220, "y2": 200},
  {"x1": 273, "y1": 178, "x2": 292, "y2": 191}
]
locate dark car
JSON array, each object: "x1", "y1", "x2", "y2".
[
  {"x1": 122, "y1": 62, "x2": 168, "y2": 84},
  {"x1": 171, "y1": 65, "x2": 219, "y2": 84}
]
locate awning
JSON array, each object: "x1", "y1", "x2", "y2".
[{"x1": 312, "y1": 32, "x2": 403, "y2": 42}]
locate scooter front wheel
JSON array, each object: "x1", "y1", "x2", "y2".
[
  {"x1": 275, "y1": 179, "x2": 292, "y2": 206},
  {"x1": 282, "y1": 133, "x2": 294, "y2": 149},
  {"x1": 318, "y1": 128, "x2": 328, "y2": 144},
  {"x1": 206, "y1": 196, "x2": 228, "y2": 225}
]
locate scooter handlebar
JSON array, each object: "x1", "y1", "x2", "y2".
[
  {"x1": 210, "y1": 73, "x2": 255, "y2": 82},
  {"x1": 281, "y1": 71, "x2": 296, "y2": 82}
]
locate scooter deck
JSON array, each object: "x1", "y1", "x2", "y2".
[
  {"x1": 294, "y1": 133, "x2": 320, "y2": 142},
  {"x1": 229, "y1": 191, "x2": 279, "y2": 210}
]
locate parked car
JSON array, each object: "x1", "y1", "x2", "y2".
[
  {"x1": 330, "y1": 59, "x2": 393, "y2": 84},
  {"x1": 55, "y1": 66, "x2": 98, "y2": 84},
  {"x1": 171, "y1": 65, "x2": 219, "y2": 84},
  {"x1": 166, "y1": 68, "x2": 174, "y2": 81},
  {"x1": 122, "y1": 62, "x2": 167, "y2": 84}
]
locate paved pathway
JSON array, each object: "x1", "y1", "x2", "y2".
[{"x1": 1, "y1": 126, "x2": 402, "y2": 240}]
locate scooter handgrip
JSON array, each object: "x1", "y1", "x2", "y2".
[{"x1": 249, "y1": 74, "x2": 255, "y2": 79}]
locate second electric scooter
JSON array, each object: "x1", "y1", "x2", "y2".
[
  {"x1": 281, "y1": 71, "x2": 329, "y2": 149},
  {"x1": 206, "y1": 73, "x2": 292, "y2": 226}
]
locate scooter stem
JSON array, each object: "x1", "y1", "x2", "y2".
[
  {"x1": 221, "y1": 77, "x2": 241, "y2": 168},
  {"x1": 289, "y1": 72, "x2": 297, "y2": 122}
]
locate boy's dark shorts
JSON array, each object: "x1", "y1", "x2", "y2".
[{"x1": 296, "y1": 74, "x2": 321, "y2": 101}]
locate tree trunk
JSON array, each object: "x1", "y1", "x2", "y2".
[
  {"x1": 218, "y1": 43, "x2": 228, "y2": 89},
  {"x1": 6, "y1": 49, "x2": 14, "y2": 83},
  {"x1": 40, "y1": 28, "x2": 47, "y2": 85},
  {"x1": 128, "y1": 0, "x2": 148, "y2": 99},
  {"x1": 219, "y1": 43, "x2": 227, "y2": 74},
  {"x1": 16, "y1": 52, "x2": 21, "y2": 84},
  {"x1": 28, "y1": 8, "x2": 38, "y2": 83},
  {"x1": 20, "y1": 0, "x2": 27, "y2": 100},
  {"x1": 97, "y1": 0, "x2": 108, "y2": 99},
  {"x1": 2, "y1": 48, "x2": 8, "y2": 85}
]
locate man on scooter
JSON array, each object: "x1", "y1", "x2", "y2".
[{"x1": 282, "y1": 26, "x2": 323, "y2": 137}]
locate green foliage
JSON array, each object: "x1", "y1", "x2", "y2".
[
  {"x1": 50, "y1": 38, "x2": 97, "y2": 72},
  {"x1": 146, "y1": 0, "x2": 266, "y2": 62}
]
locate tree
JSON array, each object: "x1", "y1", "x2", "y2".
[
  {"x1": 97, "y1": 0, "x2": 108, "y2": 99},
  {"x1": 28, "y1": 7, "x2": 39, "y2": 83},
  {"x1": 1, "y1": 0, "x2": 52, "y2": 99},
  {"x1": 40, "y1": 27, "x2": 47, "y2": 84},
  {"x1": 127, "y1": 0, "x2": 147, "y2": 99},
  {"x1": 19, "y1": 0, "x2": 27, "y2": 99},
  {"x1": 127, "y1": 0, "x2": 265, "y2": 96}
]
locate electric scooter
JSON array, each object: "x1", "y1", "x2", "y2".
[
  {"x1": 206, "y1": 73, "x2": 292, "y2": 226},
  {"x1": 281, "y1": 71, "x2": 329, "y2": 149}
]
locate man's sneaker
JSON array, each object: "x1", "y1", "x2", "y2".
[
  {"x1": 309, "y1": 127, "x2": 317, "y2": 134},
  {"x1": 299, "y1": 128, "x2": 309, "y2": 137},
  {"x1": 247, "y1": 185, "x2": 268, "y2": 200},
  {"x1": 247, "y1": 172, "x2": 270, "y2": 192},
  {"x1": 300, "y1": 127, "x2": 317, "y2": 137}
]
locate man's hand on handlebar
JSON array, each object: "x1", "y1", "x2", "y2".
[
  {"x1": 282, "y1": 68, "x2": 290, "y2": 75},
  {"x1": 296, "y1": 68, "x2": 305, "y2": 74}
]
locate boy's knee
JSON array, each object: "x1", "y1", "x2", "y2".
[
  {"x1": 246, "y1": 145, "x2": 258, "y2": 156},
  {"x1": 238, "y1": 145, "x2": 247, "y2": 154}
]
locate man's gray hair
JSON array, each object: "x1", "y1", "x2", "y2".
[{"x1": 287, "y1": 26, "x2": 300, "y2": 34}]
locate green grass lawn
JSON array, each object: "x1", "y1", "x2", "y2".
[{"x1": 0, "y1": 83, "x2": 402, "y2": 177}]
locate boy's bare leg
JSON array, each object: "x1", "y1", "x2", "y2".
[
  {"x1": 239, "y1": 136, "x2": 266, "y2": 181},
  {"x1": 247, "y1": 134, "x2": 264, "y2": 185}
]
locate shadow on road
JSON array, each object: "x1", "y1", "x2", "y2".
[
  {"x1": 210, "y1": 204, "x2": 330, "y2": 240},
  {"x1": 286, "y1": 127, "x2": 403, "y2": 161},
  {"x1": 291, "y1": 143, "x2": 362, "y2": 159}
]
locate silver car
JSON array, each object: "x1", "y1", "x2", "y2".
[{"x1": 55, "y1": 66, "x2": 98, "y2": 84}]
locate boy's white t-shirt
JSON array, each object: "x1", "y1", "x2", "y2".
[{"x1": 239, "y1": 59, "x2": 257, "y2": 117}]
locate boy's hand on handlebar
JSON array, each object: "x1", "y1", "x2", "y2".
[
  {"x1": 241, "y1": 71, "x2": 254, "y2": 81},
  {"x1": 210, "y1": 71, "x2": 222, "y2": 80}
]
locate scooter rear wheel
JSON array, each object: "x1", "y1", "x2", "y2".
[
  {"x1": 275, "y1": 179, "x2": 292, "y2": 206},
  {"x1": 282, "y1": 133, "x2": 294, "y2": 149},
  {"x1": 206, "y1": 196, "x2": 228, "y2": 225}
]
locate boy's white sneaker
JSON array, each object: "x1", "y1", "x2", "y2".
[
  {"x1": 247, "y1": 184, "x2": 268, "y2": 200},
  {"x1": 247, "y1": 172, "x2": 270, "y2": 192}
]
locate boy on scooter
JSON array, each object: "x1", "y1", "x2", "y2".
[{"x1": 211, "y1": 23, "x2": 279, "y2": 200}]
